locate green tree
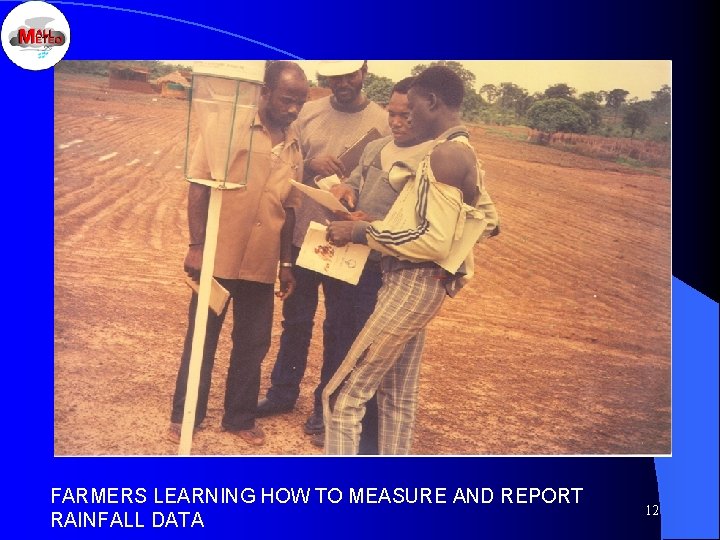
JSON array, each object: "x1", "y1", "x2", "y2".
[
  {"x1": 577, "y1": 91, "x2": 604, "y2": 128},
  {"x1": 544, "y1": 83, "x2": 576, "y2": 100},
  {"x1": 498, "y1": 82, "x2": 529, "y2": 118},
  {"x1": 578, "y1": 91, "x2": 603, "y2": 107},
  {"x1": 606, "y1": 88, "x2": 630, "y2": 116},
  {"x1": 650, "y1": 84, "x2": 671, "y2": 114},
  {"x1": 622, "y1": 104, "x2": 651, "y2": 138},
  {"x1": 526, "y1": 98, "x2": 590, "y2": 135},
  {"x1": 364, "y1": 73, "x2": 395, "y2": 105},
  {"x1": 462, "y1": 88, "x2": 485, "y2": 121},
  {"x1": 518, "y1": 93, "x2": 538, "y2": 117},
  {"x1": 479, "y1": 83, "x2": 500, "y2": 104}
]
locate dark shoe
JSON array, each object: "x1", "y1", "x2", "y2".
[
  {"x1": 303, "y1": 411, "x2": 324, "y2": 435},
  {"x1": 225, "y1": 425, "x2": 265, "y2": 446},
  {"x1": 256, "y1": 398, "x2": 293, "y2": 418},
  {"x1": 167, "y1": 422, "x2": 202, "y2": 444},
  {"x1": 167, "y1": 423, "x2": 182, "y2": 443},
  {"x1": 310, "y1": 432, "x2": 324, "y2": 448}
]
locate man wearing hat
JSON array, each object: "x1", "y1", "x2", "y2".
[{"x1": 257, "y1": 61, "x2": 390, "y2": 445}]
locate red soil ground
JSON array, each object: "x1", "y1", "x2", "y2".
[{"x1": 54, "y1": 73, "x2": 670, "y2": 456}]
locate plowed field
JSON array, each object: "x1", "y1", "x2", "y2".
[{"x1": 54, "y1": 73, "x2": 671, "y2": 456}]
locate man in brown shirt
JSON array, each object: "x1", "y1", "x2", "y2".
[{"x1": 169, "y1": 61, "x2": 308, "y2": 447}]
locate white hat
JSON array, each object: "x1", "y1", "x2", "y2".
[{"x1": 316, "y1": 60, "x2": 365, "y2": 77}]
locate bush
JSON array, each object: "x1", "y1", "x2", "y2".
[
  {"x1": 526, "y1": 98, "x2": 590, "y2": 135},
  {"x1": 622, "y1": 104, "x2": 651, "y2": 138}
]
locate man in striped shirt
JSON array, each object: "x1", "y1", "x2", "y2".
[{"x1": 324, "y1": 66, "x2": 499, "y2": 454}]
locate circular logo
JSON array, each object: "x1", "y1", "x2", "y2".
[{"x1": 2, "y1": 1, "x2": 71, "y2": 70}]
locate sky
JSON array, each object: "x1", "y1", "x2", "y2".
[
  {"x1": 169, "y1": 60, "x2": 670, "y2": 101},
  {"x1": 313, "y1": 60, "x2": 672, "y2": 101}
]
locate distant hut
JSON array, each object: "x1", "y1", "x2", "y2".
[
  {"x1": 108, "y1": 65, "x2": 156, "y2": 94},
  {"x1": 155, "y1": 71, "x2": 191, "y2": 100}
]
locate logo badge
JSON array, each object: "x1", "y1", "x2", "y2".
[{"x1": 2, "y1": 1, "x2": 71, "y2": 70}]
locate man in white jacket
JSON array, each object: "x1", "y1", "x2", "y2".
[{"x1": 323, "y1": 65, "x2": 499, "y2": 455}]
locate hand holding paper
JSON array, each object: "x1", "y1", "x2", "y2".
[
  {"x1": 295, "y1": 221, "x2": 370, "y2": 285},
  {"x1": 315, "y1": 174, "x2": 342, "y2": 191},
  {"x1": 329, "y1": 182, "x2": 357, "y2": 210},
  {"x1": 290, "y1": 180, "x2": 350, "y2": 214},
  {"x1": 326, "y1": 220, "x2": 356, "y2": 246}
]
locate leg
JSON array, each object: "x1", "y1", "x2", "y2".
[
  {"x1": 170, "y1": 290, "x2": 228, "y2": 426},
  {"x1": 221, "y1": 280, "x2": 274, "y2": 431},
  {"x1": 358, "y1": 394, "x2": 379, "y2": 455},
  {"x1": 355, "y1": 265, "x2": 383, "y2": 455},
  {"x1": 376, "y1": 330, "x2": 426, "y2": 455},
  {"x1": 323, "y1": 268, "x2": 446, "y2": 454},
  {"x1": 313, "y1": 275, "x2": 358, "y2": 414},
  {"x1": 264, "y1": 246, "x2": 320, "y2": 408}
]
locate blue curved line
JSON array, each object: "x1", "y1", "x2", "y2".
[{"x1": 31, "y1": 1, "x2": 306, "y2": 58}]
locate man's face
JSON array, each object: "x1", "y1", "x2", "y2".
[
  {"x1": 407, "y1": 88, "x2": 432, "y2": 139},
  {"x1": 264, "y1": 72, "x2": 308, "y2": 129},
  {"x1": 387, "y1": 92, "x2": 414, "y2": 146},
  {"x1": 327, "y1": 69, "x2": 364, "y2": 105}
]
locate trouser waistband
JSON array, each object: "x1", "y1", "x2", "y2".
[{"x1": 380, "y1": 257, "x2": 440, "y2": 273}]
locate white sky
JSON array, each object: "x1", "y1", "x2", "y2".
[{"x1": 168, "y1": 60, "x2": 671, "y2": 101}]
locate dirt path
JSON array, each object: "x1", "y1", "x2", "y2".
[{"x1": 54, "y1": 73, "x2": 670, "y2": 456}]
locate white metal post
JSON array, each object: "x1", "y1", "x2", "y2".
[{"x1": 178, "y1": 186, "x2": 222, "y2": 456}]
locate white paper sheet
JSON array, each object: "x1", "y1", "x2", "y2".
[
  {"x1": 289, "y1": 180, "x2": 349, "y2": 214},
  {"x1": 295, "y1": 222, "x2": 370, "y2": 285}
]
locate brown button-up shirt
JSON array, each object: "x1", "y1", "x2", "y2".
[{"x1": 188, "y1": 112, "x2": 303, "y2": 284}]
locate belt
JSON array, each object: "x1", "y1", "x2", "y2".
[{"x1": 380, "y1": 256, "x2": 441, "y2": 273}]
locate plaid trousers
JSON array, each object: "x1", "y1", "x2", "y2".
[{"x1": 323, "y1": 267, "x2": 447, "y2": 455}]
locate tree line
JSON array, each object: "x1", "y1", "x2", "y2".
[
  {"x1": 360, "y1": 61, "x2": 670, "y2": 142},
  {"x1": 57, "y1": 60, "x2": 670, "y2": 142}
]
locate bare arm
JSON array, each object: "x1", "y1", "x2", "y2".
[
  {"x1": 276, "y1": 207, "x2": 296, "y2": 300},
  {"x1": 279, "y1": 207, "x2": 294, "y2": 266},
  {"x1": 428, "y1": 142, "x2": 479, "y2": 204},
  {"x1": 184, "y1": 182, "x2": 210, "y2": 281},
  {"x1": 306, "y1": 155, "x2": 346, "y2": 179}
]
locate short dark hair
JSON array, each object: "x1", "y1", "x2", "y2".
[
  {"x1": 392, "y1": 76, "x2": 415, "y2": 95},
  {"x1": 410, "y1": 66, "x2": 464, "y2": 109},
  {"x1": 264, "y1": 61, "x2": 306, "y2": 90}
]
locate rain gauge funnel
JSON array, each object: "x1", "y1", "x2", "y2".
[{"x1": 184, "y1": 61, "x2": 264, "y2": 190}]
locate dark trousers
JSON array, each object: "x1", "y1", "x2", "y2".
[
  {"x1": 171, "y1": 278, "x2": 274, "y2": 431},
  {"x1": 266, "y1": 246, "x2": 356, "y2": 412},
  {"x1": 265, "y1": 246, "x2": 383, "y2": 454}
]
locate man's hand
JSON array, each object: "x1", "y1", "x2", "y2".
[
  {"x1": 330, "y1": 183, "x2": 356, "y2": 210},
  {"x1": 333, "y1": 209, "x2": 372, "y2": 222},
  {"x1": 184, "y1": 245, "x2": 203, "y2": 282},
  {"x1": 308, "y1": 155, "x2": 346, "y2": 178},
  {"x1": 347, "y1": 210, "x2": 372, "y2": 222},
  {"x1": 276, "y1": 267, "x2": 296, "y2": 300},
  {"x1": 326, "y1": 221, "x2": 355, "y2": 247}
]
